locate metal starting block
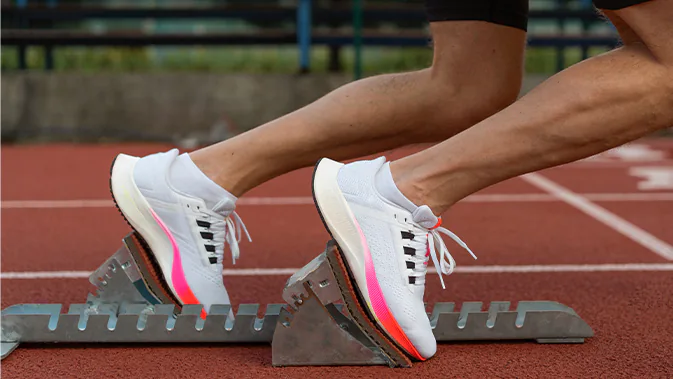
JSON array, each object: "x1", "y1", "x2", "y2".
[{"x1": 1, "y1": 233, "x2": 593, "y2": 367}]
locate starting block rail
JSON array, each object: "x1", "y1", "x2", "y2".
[{"x1": 1, "y1": 234, "x2": 594, "y2": 367}]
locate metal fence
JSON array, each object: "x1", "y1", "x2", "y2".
[{"x1": 2, "y1": 0, "x2": 620, "y2": 78}]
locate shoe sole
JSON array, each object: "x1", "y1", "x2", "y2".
[
  {"x1": 109, "y1": 154, "x2": 187, "y2": 314},
  {"x1": 323, "y1": 240, "x2": 413, "y2": 367},
  {"x1": 122, "y1": 230, "x2": 183, "y2": 311},
  {"x1": 311, "y1": 158, "x2": 420, "y2": 363}
]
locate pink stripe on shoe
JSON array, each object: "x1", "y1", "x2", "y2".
[
  {"x1": 149, "y1": 208, "x2": 207, "y2": 319},
  {"x1": 353, "y1": 219, "x2": 425, "y2": 361}
]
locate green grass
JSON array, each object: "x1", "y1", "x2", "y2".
[{"x1": 1, "y1": 45, "x2": 611, "y2": 75}]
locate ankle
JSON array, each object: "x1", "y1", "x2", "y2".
[
  {"x1": 189, "y1": 149, "x2": 250, "y2": 197},
  {"x1": 389, "y1": 161, "x2": 452, "y2": 215},
  {"x1": 169, "y1": 153, "x2": 238, "y2": 210},
  {"x1": 388, "y1": 161, "x2": 429, "y2": 208}
]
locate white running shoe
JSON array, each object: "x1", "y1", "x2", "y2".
[
  {"x1": 312, "y1": 157, "x2": 476, "y2": 360},
  {"x1": 110, "y1": 149, "x2": 250, "y2": 317}
]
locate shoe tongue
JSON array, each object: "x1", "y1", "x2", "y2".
[
  {"x1": 373, "y1": 156, "x2": 387, "y2": 166},
  {"x1": 412, "y1": 205, "x2": 439, "y2": 229},
  {"x1": 211, "y1": 198, "x2": 236, "y2": 216}
]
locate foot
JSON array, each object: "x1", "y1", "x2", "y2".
[
  {"x1": 312, "y1": 157, "x2": 476, "y2": 360},
  {"x1": 110, "y1": 149, "x2": 250, "y2": 316}
]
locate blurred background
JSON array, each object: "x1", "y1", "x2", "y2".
[{"x1": 1, "y1": 0, "x2": 656, "y2": 146}]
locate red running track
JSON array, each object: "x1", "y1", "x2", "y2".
[{"x1": 2, "y1": 140, "x2": 673, "y2": 378}]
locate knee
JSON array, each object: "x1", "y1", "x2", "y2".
[{"x1": 423, "y1": 69, "x2": 521, "y2": 140}]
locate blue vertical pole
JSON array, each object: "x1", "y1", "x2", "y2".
[
  {"x1": 353, "y1": 0, "x2": 363, "y2": 80},
  {"x1": 297, "y1": 0, "x2": 312, "y2": 73},
  {"x1": 17, "y1": 0, "x2": 28, "y2": 70},
  {"x1": 555, "y1": 0, "x2": 565, "y2": 72},
  {"x1": 47, "y1": 0, "x2": 57, "y2": 69},
  {"x1": 580, "y1": 0, "x2": 591, "y2": 61}
]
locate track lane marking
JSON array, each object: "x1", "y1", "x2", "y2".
[
  {"x1": 3, "y1": 263, "x2": 673, "y2": 279},
  {"x1": 3, "y1": 192, "x2": 673, "y2": 209},
  {"x1": 523, "y1": 173, "x2": 673, "y2": 261}
]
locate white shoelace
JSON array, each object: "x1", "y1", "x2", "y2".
[
  {"x1": 428, "y1": 226, "x2": 477, "y2": 289},
  {"x1": 203, "y1": 209, "x2": 251, "y2": 265},
  {"x1": 407, "y1": 224, "x2": 477, "y2": 289}
]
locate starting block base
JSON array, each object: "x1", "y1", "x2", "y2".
[{"x1": 1, "y1": 233, "x2": 594, "y2": 366}]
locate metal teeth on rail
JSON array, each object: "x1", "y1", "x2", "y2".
[
  {"x1": 1, "y1": 303, "x2": 282, "y2": 344},
  {"x1": 1, "y1": 233, "x2": 594, "y2": 364}
]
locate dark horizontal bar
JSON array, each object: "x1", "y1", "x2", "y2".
[
  {"x1": 1, "y1": 5, "x2": 606, "y2": 23},
  {"x1": 527, "y1": 36, "x2": 619, "y2": 48},
  {"x1": 1, "y1": 30, "x2": 298, "y2": 46},
  {"x1": 0, "y1": 5, "x2": 296, "y2": 21},
  {"x1": 313, "y1": 8, "x2": 606, "y2": 23},
  {"x1": 1, "y1": 29, "x2": 619, "y2": 48},
  {"x1": 314, "y1": 34, "x2": 619, "y2": 48}
]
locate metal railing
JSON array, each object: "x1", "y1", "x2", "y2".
[{"x1": 1, "y1": 1, "x2": 620, "y2": 76}]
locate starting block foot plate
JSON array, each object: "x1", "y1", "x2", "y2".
[{"x1": 272, "y1": 282, "x2": 390, "y2": 366}]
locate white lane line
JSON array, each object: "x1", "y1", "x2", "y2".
[
  {"x1": 1, "y1": 271, "x2": 92, "y2": 279},
  {"x1": 3, "y1": 192, "x2": 673, "y2": 209},
  {"x1": 2, "y1": 199, "x2": 113, "y2": 209},
  {"x1": 523, "y1": 172, "x2": 673, "y2": 261},
  {"x1": 3, "y1": 263, "x2": 673, "y2": 279},
  {"x1": 238, "y1": 197, "x2": 313, "y2": 205},
  {"x1": 456, "y1": 263, "x2": 673, "y2": 273}
]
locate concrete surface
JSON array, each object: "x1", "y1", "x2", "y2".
[{"x1": 1, "y1": 72, "x2": 551, "y2": 144}]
